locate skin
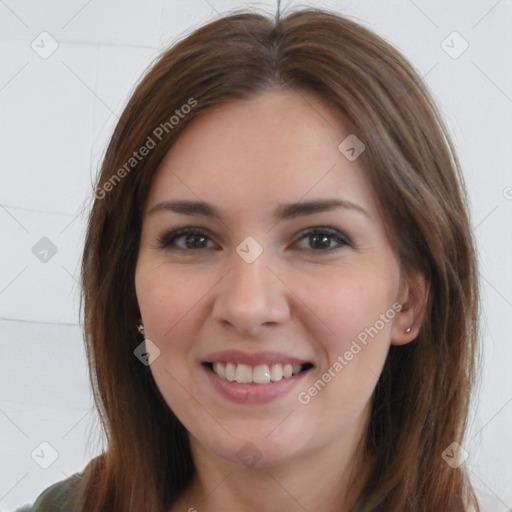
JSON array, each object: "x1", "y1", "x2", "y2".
[{"x1": 135, "y1": 89, "x2": 428, "y2": 512}]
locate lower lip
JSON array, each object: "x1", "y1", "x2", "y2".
[{"x1": 201, "y1": 364, "x2": 312, "y2": 404}]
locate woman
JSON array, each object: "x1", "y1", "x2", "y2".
[{"x1": 26, "y1": 5, "x2": 482, "y2": 511}]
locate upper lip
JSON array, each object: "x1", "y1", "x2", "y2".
[{"x1": 202, "y1": 350, "x2": 313, "y2": 367}]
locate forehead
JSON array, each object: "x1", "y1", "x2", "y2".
[{"x1": 146, "y1": 90, "x2": 378, "y2": 222}]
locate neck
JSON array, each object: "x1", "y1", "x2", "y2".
[{"x1": 171, "y1": 409, "x2": 374, "y2": 512}]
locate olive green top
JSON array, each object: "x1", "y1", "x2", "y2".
[
  {"x1": 19, "y1": 472, "x2": 383, "y2": 511},
  {"x1": 17, "y1": 474, "x2": 82, "y2": 512}
]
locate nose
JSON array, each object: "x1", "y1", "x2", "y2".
[{"x1": 211, "y1": 247, "x2": 291, "y2": 336}]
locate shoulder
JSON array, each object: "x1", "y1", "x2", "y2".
[{"x1": 17, "y1": 473, "x2": 83, "y2": 512}]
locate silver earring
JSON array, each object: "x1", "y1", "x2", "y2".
[
  {"x1": 137, "y1": 323, "x2": 145, "y2": 336},
  {"x1": 405, "y1": 327, "x2": 411, "y2": 333}
]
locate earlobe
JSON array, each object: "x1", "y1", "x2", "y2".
[
  {"x1": 391, "y1": 271, "x2": 429, "y2": 346},
  {"x1": 391, "y1": 323, "x2": 416, "y2": 346}
]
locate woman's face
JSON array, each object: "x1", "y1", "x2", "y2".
[{"x1": 135, "y1": 89, "x2": 416, "y2": 468}]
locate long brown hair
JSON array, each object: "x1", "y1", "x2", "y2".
[{"x1": 78, "y1": 6, "x2": 481, "y2": 511}]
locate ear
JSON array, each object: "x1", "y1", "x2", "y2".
[{"x1": 391, "y1": 268, "x2": 429, "y2": 346}]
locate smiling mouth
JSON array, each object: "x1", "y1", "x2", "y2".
[{"x1": 202, "y1": 361, "x2": 314, "y2": 385}]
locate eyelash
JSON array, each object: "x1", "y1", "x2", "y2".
[{"x1": 156, "y1": 226, "x2": 353, "y2": 254}]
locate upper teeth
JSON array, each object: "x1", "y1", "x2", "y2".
[{"x1": 211, "y1": 362, "x2": 304, "y2": 384}]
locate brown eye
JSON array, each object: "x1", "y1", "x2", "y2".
[
  {"x1": 158, "y1": 228, "x2": 216, "y2": 250},
  {"x1": 295, "y1": 227, "x2": 352, "y2": 252},
  {"x1": 156, "y1": 226, "x2": 352, "y2": 254}
]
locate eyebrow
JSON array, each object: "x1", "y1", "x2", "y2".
[{"x1": 147, "y1": 198, "x2": 370, "y2": 221}]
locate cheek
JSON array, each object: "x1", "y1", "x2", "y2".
[
  {"x1": 295, "y1": 263, "x2": 398, "y2": 403},
  {"x1": 306, "y1": 265, "x2": 396, "y2": 342},
  {"x1": 135, "y1": 263, "x2": 204, "y2": 414},
  {"x1": 135, "y1": 261, "x2": 201, "y2": 345},
  {"x1": 287, "y1": 266, "x2": 397, "y2": 445}
]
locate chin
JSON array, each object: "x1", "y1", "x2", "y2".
[{"x1": 194, "y1": 429, "x2": 308, "y2": 469}]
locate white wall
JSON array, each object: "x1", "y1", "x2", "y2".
[{"x1": 1, "y1": 0, "x2": 511, "y2": 510}]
